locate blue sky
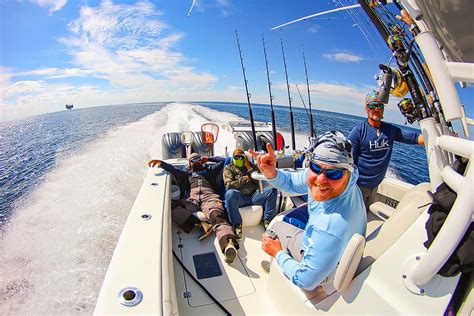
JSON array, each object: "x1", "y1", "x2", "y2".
[{"x1": 0, "y1": 0, "x2": 472, "y2": 132}]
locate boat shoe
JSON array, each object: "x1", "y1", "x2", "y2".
[
  {"x1": 235, "y1": 224, "x2": 243, "y2": 239},
  {"x1": 198, "y1": 221, "x2": 213, "y2": 241}
]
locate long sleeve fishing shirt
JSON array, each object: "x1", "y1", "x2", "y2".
[
  {"x1": 267, "y1": 168, "x2": 367, "y2": 290},
  {"x1": 348, "y1": 120, "x2": 420, "y2": 189}
]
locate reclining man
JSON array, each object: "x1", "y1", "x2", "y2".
[
  {"x1": 250, "y1": 131, "x2": 367, "y2": 290},
  {"x1": 223, "y1": 148, "x2": 277, "y2": 239},
  {"x1": 148, "y1": 153, "x2": 239, "y2": 264}
]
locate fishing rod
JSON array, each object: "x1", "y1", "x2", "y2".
[
  {"x1": 262, "y1": 34, "x2": 278, "y2": 150},
  {"x1": 295, "y1": 84, "x2": 317, "y2": 137},
  {"x1": 358, "y1": 0, "x2": 428, "y2": 122},
  {"x1": 280, "y1": 37, "x2": 296, "y2": 152},
  {"x1": 235, "y1": 30, "x2": 258, "y2": 151},
  {"x1": 302, "y1": 46, "x2": 315, "y2": 138},
  {"x1": 396, "y1": 9, "x2": 449, "y2": 127}
]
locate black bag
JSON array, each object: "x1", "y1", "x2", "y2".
[
  {"x1": 171, "y1": 198, "x2": 200, "y2": 233},
  {"x1": 424, "y1": 159, "x2": 473, "y2": 277}
]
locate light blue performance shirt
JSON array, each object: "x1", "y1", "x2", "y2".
[{"x1": 268, "y1": 168, "x2": 367, "y2": 290}]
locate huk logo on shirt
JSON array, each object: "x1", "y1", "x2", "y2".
[{"x1": 369, "y1": 138, "x2": 390, "y2": 151}]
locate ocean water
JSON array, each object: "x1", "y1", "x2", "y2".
[{"x1": 0, "y1": 102, "x2": 428, "y2": 314}]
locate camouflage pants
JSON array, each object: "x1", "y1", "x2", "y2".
[{"x1": 190, "y1": 186, "x2": 238, "y2": 252}]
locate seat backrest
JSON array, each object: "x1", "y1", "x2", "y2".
[
  {"x1": 357, "y1": 182, "x2": 431, "y2": 274},
  {"x1": 332, "y1": 234, "x2": 366, "y2": 292}
]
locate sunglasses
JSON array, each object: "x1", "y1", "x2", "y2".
[
  {"x1": 367, "y1": 102, "x2": 384, "y2": 110},
  {"x1": 189, "y1": 156, "x2": 202, "y2": 163},
  {"x1": 309, "y1": 161, "x2": 345, "y2": 180},
  {"x1": 233, "y1": 155, "x2": 245, "y2": 160}
]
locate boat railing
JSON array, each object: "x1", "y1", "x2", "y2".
[{"x1": 407, "y1": 135, "x2": 473, "y2": 289}]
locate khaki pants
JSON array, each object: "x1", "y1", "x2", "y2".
[
  {"x1": 359, "y1": 185, "x2": 378, "y2": 211},
  {"x1": 271, "y1": 220, "x2": 304, "y2": 261}
]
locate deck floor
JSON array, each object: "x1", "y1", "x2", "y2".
[
  {"x1": 172, "y1": 221, "x2": 286, "y2": 315},
  {"x1": 171, "y1": 208, "x2": 385, "y2": 315}
]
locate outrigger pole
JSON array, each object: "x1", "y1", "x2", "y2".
[
  {"x1": 302, "y1": 45, "x2": 315, "y2": 138},
  {"x1": 280, "y1": 37, "x2": 296, "y2": 152},
  {"x1": 235, "y1": 30, "x2": 258, "y2": 151},
  {"x1": 261, "y1": 34, "x2": 278, "y2": 150}
]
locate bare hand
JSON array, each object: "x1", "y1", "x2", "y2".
[
  {"x1": 249, "y1": 143, "x2": 277, "y2": 179},
  {"x1": 244, "y1": 157, "x2": 251, "y2": 170},
  {"x1": 148, "y1": 159, "x2": 162, "y2": 168},
  {"x1": 261, "y1": 233, "x2": 283, "y2": 257},
  {"x1": 201, "y1": 157, "x2": 209, "y2": 164}
]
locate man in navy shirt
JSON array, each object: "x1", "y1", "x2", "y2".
[{"x1": 348, "y1": 90, "x2": 424, "y2": 208}]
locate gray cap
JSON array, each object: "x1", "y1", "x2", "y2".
[
  {"x1": 310, "y1": 130, "x2": 354, "y2": 172},
  {"x1": 189, "y1": 152, "x2": 201, "y2": 160}
]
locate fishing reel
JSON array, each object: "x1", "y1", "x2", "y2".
[
  {"x1": 397, "y1": 98, "x2": 418, "y2": 124},
  {"x1": 376, "y1": 64, "x2": 409, "y2": 104}
]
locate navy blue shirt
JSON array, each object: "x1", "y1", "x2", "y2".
[{"x1": 348, "y1": 120, "x2": 419, "y2": 189}]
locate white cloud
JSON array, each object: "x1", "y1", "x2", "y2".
[
  {"x1": 322, "y1": 52, "x2": 364, "y2": 63},
  {"x1": 191, "y1": 0, "x2": 234, "y2": 17},
  {"x1": 3, "y1": 1, "x2": 218, "y2": 121},
  {"x1": 273, "y1": 80, "x2": 369, "y2": 106},
  {"x1": 308, "y1": 25, "x2": 321, "y2": 33},
  {"x1": 30, "y1": 0, "x2": 67, "y2": 15}
]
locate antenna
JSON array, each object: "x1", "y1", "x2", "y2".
[
  {"x1": 235, "y1": 30, "x2": 258, "y2": 151},
  {"x1": 187, "y1": 0, "x2": 197, "y2": 17},
  {"x1": 271, "y1": 4, "x2": 361, "y2": 30}
]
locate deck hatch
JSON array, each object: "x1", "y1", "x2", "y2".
[{"x1": 192, "y1": 252, "x2": 222, "y2": 279}]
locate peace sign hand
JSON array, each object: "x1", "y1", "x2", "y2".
[{"x1": 249, "y1": 143, "x2": 277, "y2": 179}]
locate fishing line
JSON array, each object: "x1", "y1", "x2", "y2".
[
  {"x1": 302, "y1": 45, "x2": 316, "y2": 137},
  {"x1": 262, "y1": 34, "x2": 278, "y2": 149},
  {"x1": 337, "y1": 0, "x2": 386, "y2": 63}
]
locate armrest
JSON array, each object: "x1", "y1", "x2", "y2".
[{"x1": 369, "y1": 201, "x2": 396, "y2": 220}]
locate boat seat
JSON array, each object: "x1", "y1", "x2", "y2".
[
  {"x1": 310, "y1": 233, "x2": 365, "y2": 298},
  {"x1": 266, "y1": 233, "x2": 366, "y2": 306},
  {"x1": 330, "y1": 233, "x2": 366, "y2": 292},
  {"x1": 356, "y1": 182, "x2": 432, "y2": 275},
  {"x1": 239, "y1": 205, "x2": 263, "y2": 227}
]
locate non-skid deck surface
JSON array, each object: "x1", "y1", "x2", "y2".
[{"x1": 172, "y1": 222, "x2": 280, "y2": 315}]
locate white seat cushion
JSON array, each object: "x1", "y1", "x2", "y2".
[
  {"x1": 239, "y1": 205, "x2": 263, "y2": 227},
  {"x1": 333, "y1": 233, "x2": 366, "y2": 292}
]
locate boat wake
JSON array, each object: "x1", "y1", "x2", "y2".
[{"x1": 0, "y1": 103, "x2": 252, "y2": 314}]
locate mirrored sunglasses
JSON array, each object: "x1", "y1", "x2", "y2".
[
  {"x1": 309, "y1": 161, "x2": 345, "y2": 180},
  {"x1": 367, "y1": 102, "x2": 384, "y2": 110},
  {"x1": 189, "y1": 156, "x2": 202, "y2": 163}
]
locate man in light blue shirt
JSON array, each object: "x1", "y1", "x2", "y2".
[{"x1": 250, "y1": 131, "x2": 366, "y2": 290}]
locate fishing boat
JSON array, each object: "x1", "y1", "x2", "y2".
[{"x1": 94, "y1": 1, "x2": 473, "y2": 315}]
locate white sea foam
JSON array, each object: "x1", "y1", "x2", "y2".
[{"x1": 0, "y1": 103, "x2": 244, "y2": 315}]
